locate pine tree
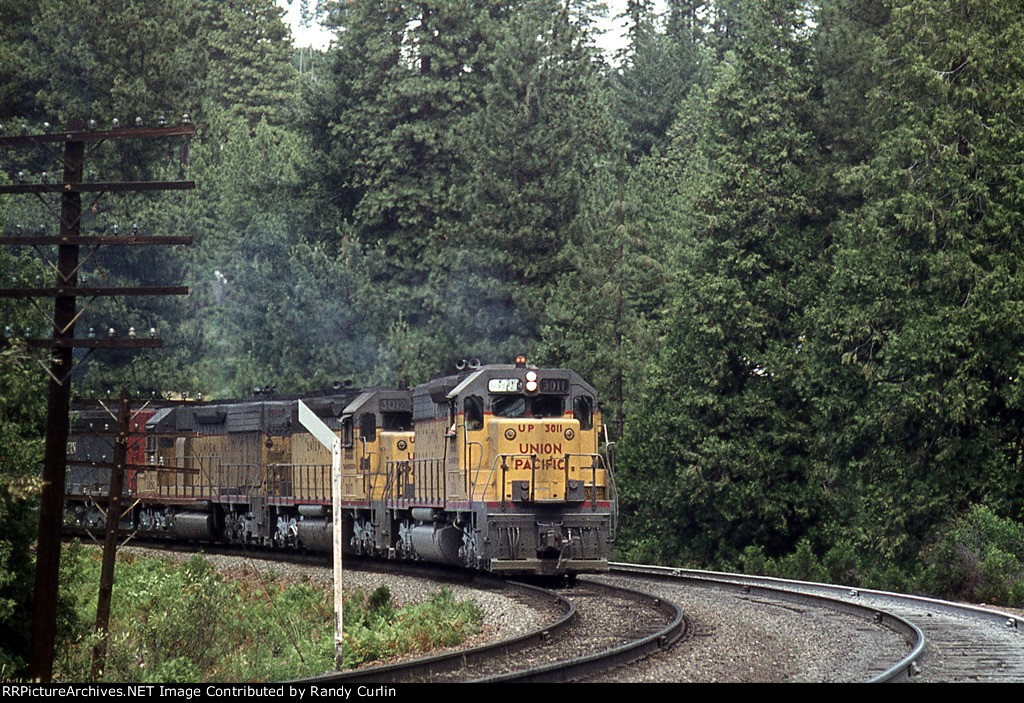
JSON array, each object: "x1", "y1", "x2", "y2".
[
  {"x1": 0, "y1": 0, "x2": 43, "y2": 120},
  {"x1": 665, "y1": 0, "x2": 709, "y2": 46},
  {"x1": 308, "y1": 1, "x2": 615, "y2": 376},
  {"x1": 202, "y1": 0, "x2": 299, "y2": 127},
  {"x1": 610, "y1": 0, "x2": 706, "y2": 163},
  {"x1": 617, "y1": 0, "x2": 824, "y2": 565},
  {"x1": 28, "y1": 0, "x2": 207, "y2": 122},
  {"x1": 539, "y1": 181, "x2": 665, "y2": 440},
  {"x1": 454, "y1": 0, "x2": 614, "y2": 354},
  {"x1": 308, "y1": 1, "x2": 503, "y2": 374},
  {"x1": 807, "y1": 0, "x2": 1024, "y2": 560}
]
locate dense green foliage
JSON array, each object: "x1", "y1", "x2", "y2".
[
  {"x1": 54, "y1": 550, "x2": 481, "y2": 681},
  {"x1": 616, "y1": 0, "x2": 1024, "y2": 607},
  {"x1": 0, "y1": 330, "x2": 47, "y2": 676},
  {"x1": 3, "y1": 2, "x2": 1024, "y2": 677},
  {"x1": 0, "y1": 244, "x2": 69, "y2": 677}
]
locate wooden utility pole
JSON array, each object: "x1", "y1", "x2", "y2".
[
  {"x1": 29, "y1": 116, "x2": 84, "y2": 682},
  {"x1": 89, "y1": 390, "x2": 132, "y2": 681},
  {"x1": 0, "y1": 117, "x2": 194, "y2": 681}
]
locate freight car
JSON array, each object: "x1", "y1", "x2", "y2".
[{"x1": 65, "y1": 360, "x2": 616, "y2": 576}]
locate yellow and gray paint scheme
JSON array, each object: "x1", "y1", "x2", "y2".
[{"x1": 66, "y1": 363, "x2": 614, "y2": 576}]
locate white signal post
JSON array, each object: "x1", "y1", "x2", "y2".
[{"x1": 298, "y1": 400, "x2": 344, "y2": 668}]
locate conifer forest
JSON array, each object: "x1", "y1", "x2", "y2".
[{"x1": 3, "y1": 0, "x2": 1024, "y2": 673}]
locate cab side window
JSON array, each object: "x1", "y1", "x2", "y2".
[
  {"x1": 341, "y1": 416, "x2": 354, "y2": 447},
  {"x1": 573, "y1": 395, "x2": 594, "y2": 430},
  {"x1": 464, "y1": 395, "x2": 483, "y2": 431},
  {"x1": 359, "y1": 413, "x2": 376, "y2": 442}
]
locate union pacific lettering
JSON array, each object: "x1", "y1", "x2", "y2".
[
  {"x1": 518, "y1": 442, "x2": 563, "y2": 455},
  {"x1": 512, "y1": 456, "x2": 567, "y2": 470},
  {"x1": 512, "y1": 458, "x2": 569, "y2": 470}
]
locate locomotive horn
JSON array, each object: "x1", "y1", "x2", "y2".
[{"x1": 455, "y1": 359, "x2": 467, "y2": 371}]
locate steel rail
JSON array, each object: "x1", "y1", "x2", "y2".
[
  {"x1": 470, "y1": 579, "x2": 686, "y2": 683},
  {"x1": 613, "y1": 563, "x2": 1022, "y2": 631},
  {"x1": 608, "y1": 562, "x2": 926, "y2": 682}
]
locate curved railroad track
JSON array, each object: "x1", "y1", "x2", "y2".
[
  {"x1": 302, "y1": 577, "x2": 685, "y2": 684},
  {"x1": 608, "y1": 563, "x2": 1024, "y2": 682},
  {"x1": 301, "y1": 561, "x2": 918, "y2": 683},
  {"x1": 86, "y1": 538, "x2": 1024, "y2": 682},
  {"x1": 91, "y1": 541, "x2": 686, "y2": 683}
]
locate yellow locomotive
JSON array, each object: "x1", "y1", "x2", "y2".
[{"x1": 66, "y1": 359, "x2": 616, "y2": 576}]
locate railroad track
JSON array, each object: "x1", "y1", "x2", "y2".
[
  {"x1": 89, "y1": 541, "x2": 686, "y2": 683},
  {"x1": 300, "y1": 563, "x2": 916, "y2": 683},
  {"x1": 607, "y1": 563, "x2": 1024, "y2": 683},
  {"x1": 87, "y1": 538, "x2": 1024, "y2": 682},
  {"x1": 302, "y1": 578, "x2": 685, "y2": 684}
]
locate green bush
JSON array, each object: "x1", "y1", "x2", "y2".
[
  {"x1": 919, "y1": 505, "x2": 1024, "y2": 607},
  {"x1": 739, "y1": 544, "x2": 768, "y2": 576},
  {"x1": 821, "y1": 540, "x2": 861, "y2": 586}
]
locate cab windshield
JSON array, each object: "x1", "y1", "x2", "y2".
[{"x1": 490, "y1": 395, "x2": 564, "y2": 418}]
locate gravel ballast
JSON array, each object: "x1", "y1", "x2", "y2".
[{"x1": 583, "y1": 574, "x2": 912, "y2": 683}]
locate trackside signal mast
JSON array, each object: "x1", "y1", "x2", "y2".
[{"x1": 298, "y1": 400, "x2": 345, "y2": 667}]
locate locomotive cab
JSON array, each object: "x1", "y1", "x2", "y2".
[
  {"x1": 338, "y1": 389, "x2": 413, "y2": 501},
  {"x1": 338, "y1": 388, "x2": 414, "y2": 555},
  {"x1": 448, "y1": 366, "x2": 608, "y2": 505}
]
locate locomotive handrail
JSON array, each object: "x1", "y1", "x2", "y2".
[
  {"x1": 473, "y1": 453, "x2": 505, "y2": 502},
  {"x1": 602, "y1": 446, "x2": 618, "y2": 540},
  {"x1": 465, "y1": 439, "x2": 484, "y2": 485},
  {"x1": 383, "y1": 458, "x2": 398, "y2": 509},
  {"x1": 560, "y1": 452, "x2": 609, "y2": 509},
  {"x1": 476, "y1": 452, "x2": 609, "y2": 504},
  {"x1": 138, "y1": 453, "x2": 219, "y2": 500},
  {"x1": 383, "y1": 458, "x2": 445, "y2": 505},
  {"x1": 262, "y1": 462, "x2": 331, "y2": 500}
]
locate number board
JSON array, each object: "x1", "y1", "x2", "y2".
[
  {"x1": 488, "y1": 378, "x2": 523, "y2": 393},
  {"x1": 379, "y1": 397, "x2": 411, "y2": 412},
  {"x1": 538, "y1": 378, "x2": 570, "y2": 394}
]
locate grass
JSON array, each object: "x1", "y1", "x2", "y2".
[{"x1": 54, "y1": 544, "x2": 482, "y2": 682}]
